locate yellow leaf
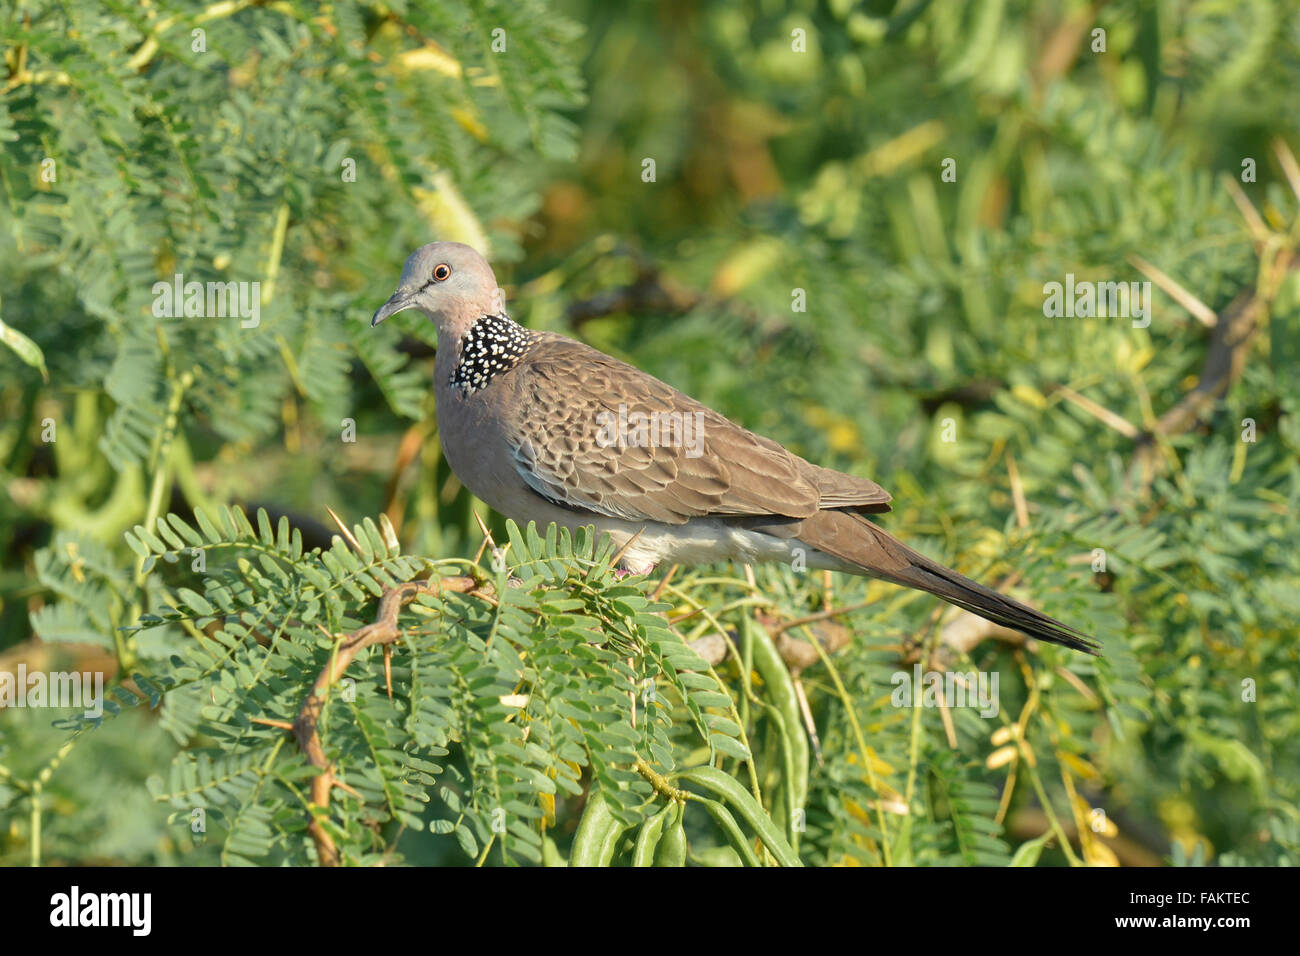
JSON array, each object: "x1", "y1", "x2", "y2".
[
  {"x1": 1084, "y1": 840, "x2": 1119, "y2": 867},
  {"x1": 803, "y1": 405, "x2": 861, "y2": 454},
  {"x1": 1127, "y1": 346, "x2": 1155, "y2": 374},
  {"x1": 847, "y1": 747, "x2": 897, "y2": 779},
  {"x1": 1011, "y1": 384, "x2": 1047, "y2": 410},
  {"x1": 1158, "y1": 796, "x2": 1197, "y2": 829},
  {"x1": 710, "y1": 238, "x2": 784, "y2": 297},
  {"x1": 411, "y1": 170, "x2": 490, "y2": 257},
  {"x1": 1020, "y1": 740, "x2": 1038, "y2": 768},
  {"x1": 451, "y1": 107, "x2": 489, "y2": 143},
  {"x1": 397, "y1": 45, "x2": 462, "y2": 78},
  {"x1": 1060, "y1": 751, "x2": 1099, "y2": 781}
]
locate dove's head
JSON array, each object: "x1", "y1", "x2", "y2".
[{"x1": 371, "y1": 242, "x2": 501, "y2": 336}]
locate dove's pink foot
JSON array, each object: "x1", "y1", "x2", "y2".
[{"x1": 613, "y1": 565, "x2": 655, "y2": 581}]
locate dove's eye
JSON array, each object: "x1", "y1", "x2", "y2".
[{"x1": 433, "y1": 264, "x2": 452, "y2": 281}]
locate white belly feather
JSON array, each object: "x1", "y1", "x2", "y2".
[{"x1": 587, "y1": 516, "x2": 847, "y2": 576}]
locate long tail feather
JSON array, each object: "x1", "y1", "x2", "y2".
[{"x1": 799, "y1": 511, "x2": 1099, "y2": 655}]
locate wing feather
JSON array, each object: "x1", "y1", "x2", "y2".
[{"x1": 504, "y1": 335, "x2": 891, "y2": 524}]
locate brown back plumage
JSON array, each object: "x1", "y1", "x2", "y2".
[{"x1": 503, "y1": 334, "x2": 892, "y2": 524}]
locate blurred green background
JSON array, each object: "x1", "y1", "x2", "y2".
[{"x1": 1, "y1": 0, "x2": 1297, "y2": 866}]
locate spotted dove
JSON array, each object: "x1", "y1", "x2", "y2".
[{"x1": 372, "y1": 242, "x2": 1097, "y2": 654}]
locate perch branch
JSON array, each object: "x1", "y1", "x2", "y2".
[
  {"x1": 1126, "y1": 152, "x2": 1300, "y2": 490},
  {"x1": 292, "y1": 574, "x2": 491, "y2": 866}
]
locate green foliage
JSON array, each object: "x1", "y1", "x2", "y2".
[{"x1": 23, "y1": 509, "x2": 764, "y2": 865}]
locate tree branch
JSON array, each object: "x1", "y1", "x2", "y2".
[{"x1": 292, "y1": 574, "x2": 491, "y2": 866}]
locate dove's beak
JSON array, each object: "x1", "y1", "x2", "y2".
[{"x1": 371, "y1": 292, "x2": 417, "y2": 327}]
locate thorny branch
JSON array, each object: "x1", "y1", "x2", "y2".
[
  {"x1": 292, "y1": 574, "x2": 493, "y2": 867},
  {"x1": 1128, "y1": 248, "x2": 1295, "y2": 490}
]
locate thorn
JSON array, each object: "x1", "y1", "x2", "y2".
[
  {"x1": 1127, "y1": 254, "x2": 1218, "y2": 328},
  {"x1": 1273, "y1": 137, "x2": 1300, "y2": 205},
  {"x1": 471, "y1": 508, "x2": 496, "y2": 547},
  {"x1": 332, "y1": 778, "x2": 364, "y2": 801},
  {"x1": 667, "y1": 606, "x2": 705, "y2": 626},
  {"x1": 769, "y1": 599, "x2": 875, "y2": 636},
  {"x1": 610, "y1": 528, "x2": 645, "y2": 570},
  {"x1": 1052, "y1": 383, "x2": 1140, "y2": 439},
  {"x1": 251, "y1": 717, "x2": 295, "y2": 731},
  {"x1": 1005, "y1": 449, "x2": 1030, "y2": 529},
  {"x1": 935, "y1": 685, "x2": 958, "y2": 749},
  {"x1": 1055, "y1": 665, "x2": 1099, "y2": 703},
  {"x1": 383, "y1": 644, "x2": 393, "y2": 700},
  {"x1": 650, "y1": 564, "x2": 679, "y2": 600},
  {"x1": 628, "y1": 657, "x2": 637, "y2": 730},
  {"x1": 1221, "y1": 173, "x2": 1270, "y2": 243},
  {"x1": 325, "y1": 505, "x2": 364, "y2": 555},
  {"x1": 471, "y1": 509, "x2": 495, "y2": 566},
  {"x1": 793, "y1": 678, "x2": 824, "y2": 767}
]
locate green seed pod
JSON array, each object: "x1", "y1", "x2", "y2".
[
  {"x1": 631, "y1": 802, "x2": 674, "y2": 866},
  {"x1": 653, "y1": 801, "x2": 687, "y2": 867},
  {"x1": 570, "y1": 790, "x2": 626, "y2": 867}
]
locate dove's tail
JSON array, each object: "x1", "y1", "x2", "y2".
[{"x1": 799, "y1": 510, "x2": 1099, "y2": 655}]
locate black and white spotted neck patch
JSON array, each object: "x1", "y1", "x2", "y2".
[{"x1": 450, "y1": 314, "x2": 536, "y2": 395}]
